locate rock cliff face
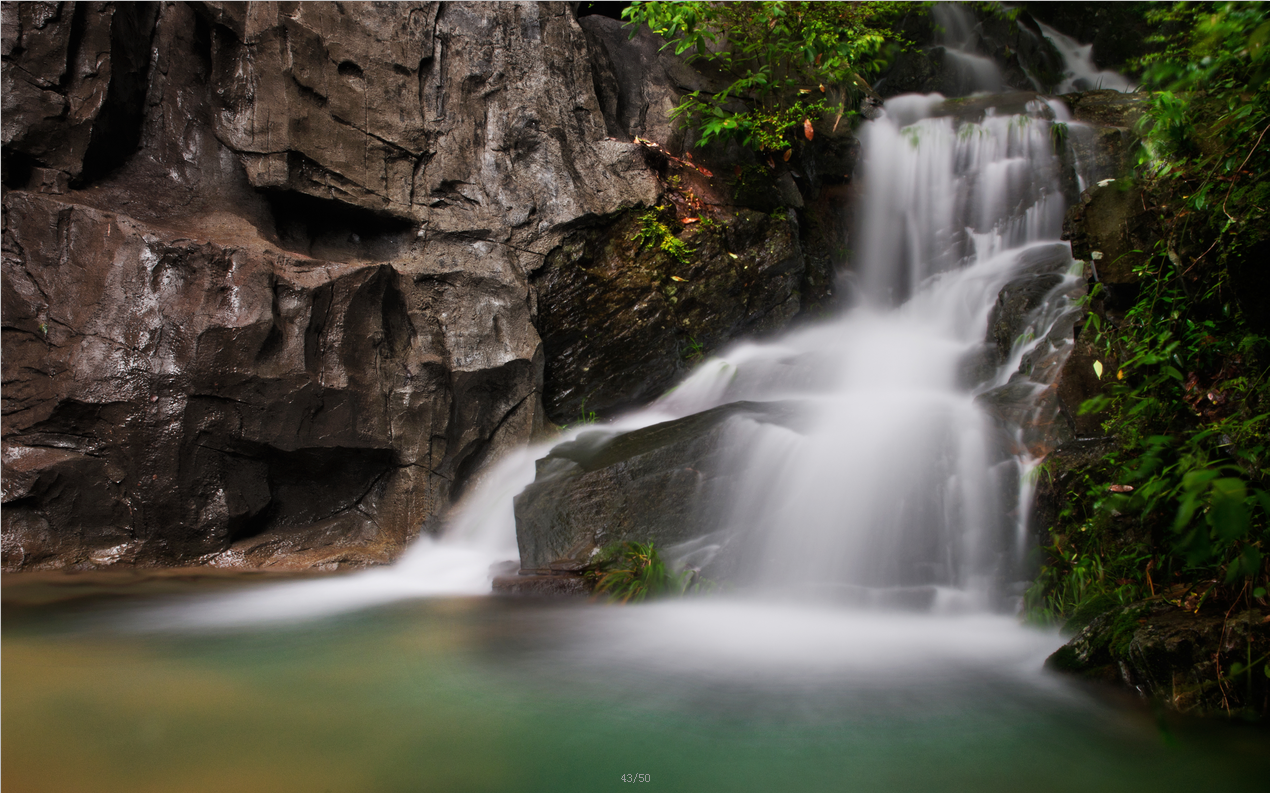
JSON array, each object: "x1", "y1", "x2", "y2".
[{"x1": 2, "y1": 2, "x2": 836, "y2": 571}]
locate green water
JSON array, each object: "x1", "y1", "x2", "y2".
[{"x1": 3, "y1": 572, "x2": 1268, "y2": 792}]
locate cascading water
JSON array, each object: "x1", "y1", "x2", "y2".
[
  {"x1": 144, "y1": 19, "x2": 1134, "y2": 630},
  {"x1": 1038, "y1": 21, "x2": 1137, "y2": 94},
  {"x1": 931, "y1": 2, "x2": 1005, "y2": 94},
  {"x1": 658, "y1": 94, "x2": 1081, "y2": 610},
  {"x1": 149, "y1": 93, "x2": 1087, "y2": 630}
]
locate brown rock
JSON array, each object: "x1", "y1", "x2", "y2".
[{"x1": 1, "y1": 191, "x2": 543, "y2": 570}]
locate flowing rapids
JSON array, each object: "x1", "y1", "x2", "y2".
[{"x1": 139, "y1": 89, "x2": 1090, "y2": 630}]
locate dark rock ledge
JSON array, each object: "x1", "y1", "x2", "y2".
[{"x1": 1047, "y1": 598, "x2": 1270, "y2": 717}]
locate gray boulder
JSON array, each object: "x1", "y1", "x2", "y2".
[{"x1": 513, "y1": 401, "x2": 800, "y2": 573}]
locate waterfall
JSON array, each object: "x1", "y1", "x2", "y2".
[
  {"x1": 661, "y1": 94, "x2": 1080, "y2": 610},
  {"x1": 1038, "y1": 22, "x2": 1137, "y2": 94},
  {"x1": 147, "y1": 30, "x2": 1142, "y2": 629},
  {"x1": 931, "y1": 3, "x2": 1004, "y2": 94},
  {"x1": 160, "y1": 101, "x2": 1073, "y2": 633}
]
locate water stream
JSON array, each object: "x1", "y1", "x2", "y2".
[{"x1": 1038, "y1": 21, "x2": 1138, "y2": 94}]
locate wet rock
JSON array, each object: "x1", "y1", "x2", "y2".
[
  {"x1": 932, "y1": 91, "x2": 1050, "y2": 123},
  {"x1": 1062, "y1": 89, "x2": 1148, "y2": 130},
  {"x1": 1, "y1": 192, "x2": 542, "y2": 570},
  {"x1": 876, "y1": 7, "x2": 1064, "y2": 97},
  {"x1": 1, "y1": 2, "x2": 158, "y2": 184},
  {"x1": 1052, "y1": 321, "x2": 1111, "y2": 438},
  {"x1": 983, "y1": 243, "x2": 1078, "y2": 366},
  {"x1": 1046, "y1": 599, "x2": 1270, "y2": 717},
  {"x1": 986, "y1": 273, "x2": 1066, "y2": 365},
  {"x1": 513, "y1": 401, "x2": 800, "y2": 573},
  {"x1": 1063, "y1": 177, "x2": 1153, "y2": 287},
  {"x1": 1054, "y1": 90, "x2": 1148, "y2": 204},
  {"x1": 977, "y1": 9, "x2": 1066, "y2": 92},
  {"x1": 534, "y1": 208, "x2": 806, "y2": 423},
  {"x1": 492, "y1": 570, "x2": 591, "y2": 596},
  {"x1": 975, "y1": 243, "x2": 1083, "y2": 452}
]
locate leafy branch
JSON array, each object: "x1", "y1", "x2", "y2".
[{"x1": 622, "y1": 1, "x2": 912, "y2": 150}]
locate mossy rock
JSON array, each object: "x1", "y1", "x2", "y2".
[{"x1": 1046, "y1": 599, "x2": 1270, "y2": 717}]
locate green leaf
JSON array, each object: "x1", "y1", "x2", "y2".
[
  {"x1": 1254, "y1": 488, "x2": 1270, "y2": 516},
  {"x1": 1227, "y1": 545, "x2": 1263, "y2": 582},
  {"x1": 1208, "y1": 477, "x2": 1249, "y2": 541}
]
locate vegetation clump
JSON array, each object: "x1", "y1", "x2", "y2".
[
  {"x1": 586, "y1": 541, "x2": 712, "y2": 603},
  {"x1": 623, "y1": 1, "x2": 911, "y2": 151},
  {"x1": 633, "y1": 205, "x2": 695, "y2": 266}
]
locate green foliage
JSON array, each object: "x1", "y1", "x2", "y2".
[
  {"x1": 633, "y1": 206, "x2": 694, "y2": 265},
  {"x1": 622, "y1": 1, "x2": 913, "y2": 150},
  {"x1": 1030, "y1": 3, "x2": 1270, "y2": 623},
  {"x1": 572, "y1": 397, "x2": 598, "y2": 428},
  {"x1": 587, "y1": 541, "x2": 711, "y2": 603},
  {"x1": 682, "y1": 336, "x2": 707, "y2": 362},
  {"x1": 1024, "y1": 460, "x2": 1155, "y2": 628},
  {"x1": 1135, "y1": 2, "x2": 1270, "y2": 236}
]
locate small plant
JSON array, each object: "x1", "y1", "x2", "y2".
[
  {"x1": 682, "y1": 336, "x2": 707, "y2": 362},
  {"x1": 587, "y1": 541, "x2": 711, "y2": 603},
  {"x1": 696, "y1": 214, "x2": 721, "y2": 232},
  {"x1": 1050, "y1": 121, "x2": 1069, "y2": 148},
  {"x1": 575, "y1": 398, "x2": 598, "y2": 426},
  {"x1": 633, "y1": 206, "x2": 694, "y2": 265}
]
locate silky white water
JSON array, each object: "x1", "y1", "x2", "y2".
[
  {"x1": 1038, "y1": 21, "x2": 1137, "y2": 94},
  {"x1": 931, "y1": 2, "x2": 1005, "y2": 94}
]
